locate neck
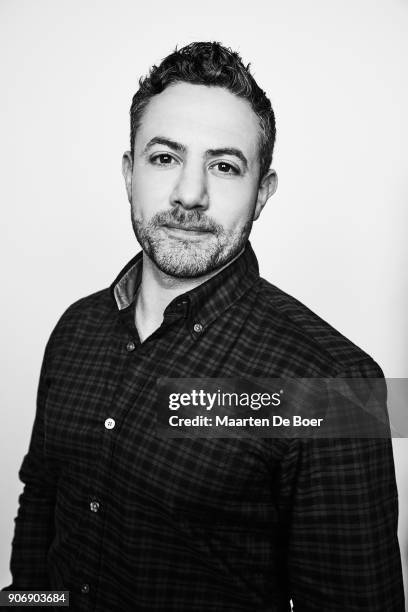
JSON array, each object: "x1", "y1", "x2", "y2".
[{"x1": 134, "y1": 249, "x2": 244, "y2": 342}]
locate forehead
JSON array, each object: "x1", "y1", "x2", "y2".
[{"x1": 135, "y1": 82, "x2": 260, "y2": 159}]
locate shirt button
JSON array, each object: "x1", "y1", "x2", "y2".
[
  {"x1": 193, "y1": 322, "x2": 203, "y2": 334},
  {"x1": 80, "y1": 583, "x2": 90, "y2": 594},
  {"x1": 104, "y1": 417, "x2": 115, "y2": 430},
  {"x1": 126, "y1": 340, "x2": 136, "y2": 352},
  {"x1": 90, "y1": 500, "x2": 100, "y2": 513}
]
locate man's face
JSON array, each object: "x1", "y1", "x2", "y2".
[{"x1": 123, "y1": 82, "x2": 276, "y2": 278}]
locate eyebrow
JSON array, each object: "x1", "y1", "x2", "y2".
[
  {"x1": 143, "y1": 137, "x2": 186, "y2": 154},
  {"x1": 142, "y1": 137, "x2": 248, "y2": 170}
]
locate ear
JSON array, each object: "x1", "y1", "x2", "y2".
[
  {"x1": 122, "y1": 151, "x2": 133, "y2": 204},
  {"x1": 253, "y1": 169, "x2": 278, "y2": 221}
]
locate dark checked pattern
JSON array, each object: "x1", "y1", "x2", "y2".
[{"x1": 4, "y1": 242, "x2": 404, "y2": 611}]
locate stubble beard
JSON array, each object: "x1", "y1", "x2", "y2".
[{"x1": 131, "y1": 206, "x2": 253, "y2": 279}]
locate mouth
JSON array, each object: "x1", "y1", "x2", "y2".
[{"x1": 162, "y1": 224, "x2": 212, "y2": 237}]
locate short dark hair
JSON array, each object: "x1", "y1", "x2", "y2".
[{"x1": 129, "y1": 41, "x2": 276, "y2": 179}]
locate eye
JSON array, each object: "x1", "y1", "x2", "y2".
[
  {"x1": 211, "y1": 161, "x2": 240, "y2": 176},
  {"x1": 150, "y1": 153, "x2": 178, "y2": 167}
]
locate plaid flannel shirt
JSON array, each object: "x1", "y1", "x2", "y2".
[{"x1": 4, "y1": 242, "x2": 404, "y2": 611}]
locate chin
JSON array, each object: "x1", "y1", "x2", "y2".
[
  {"x1": 152, "y1": 240, "x2": 249, "y2": 279},
  {"x1": 150, "y1": 249, "x2": 223, "y2": 279}
]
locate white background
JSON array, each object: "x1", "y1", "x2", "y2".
[{"x1": 1, "y1": 0, "x2": 407, "y2": 602}]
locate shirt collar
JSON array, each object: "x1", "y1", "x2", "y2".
[{"x1": 110, "y1": 241, "x2": 260, "y2": 337}]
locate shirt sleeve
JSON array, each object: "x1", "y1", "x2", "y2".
[
  {"x1": 5, "y1": 339, "x2": 58, "y2": 590},
  {"x1": 278, "y1": 360, "x2": 405, "y2": 611}
]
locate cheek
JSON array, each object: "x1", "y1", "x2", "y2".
[
  {"x1": 131, "y1": 169, "x2": 175, "y2": 216},
  {"x1": 208, "y1": 179, "x2": 258, "y2": 227}
]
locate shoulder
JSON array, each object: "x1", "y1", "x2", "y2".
[
  {"x1": 251, "y1": 277, "x2": 381, "y2": 377},
  {"x1": 44, "y1": 288, "x2": 114, "y2": 356}
]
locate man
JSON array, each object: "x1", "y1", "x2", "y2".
[{"x1": 4, "y1": 42, "x2": 404, "y2": 610}]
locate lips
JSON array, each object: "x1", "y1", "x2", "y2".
[{"x1": 163, "y1": 224, "x2": 211, "y2": 233}]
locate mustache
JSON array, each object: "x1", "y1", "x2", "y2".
[{"x1": 151, "y1": 208, "x2": 223, "y2": 234}]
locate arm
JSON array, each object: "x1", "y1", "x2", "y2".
[
  {"x1": 4, "y1": 341, "x2": 58, "y2": 590},
  {"x1": 279, "y1": 360, "x2": 405, "y2": 610}
]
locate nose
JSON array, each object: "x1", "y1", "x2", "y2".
[{"x1": 170, "y1": 161, "x2": 209, "y2": 210}]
